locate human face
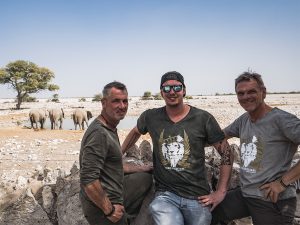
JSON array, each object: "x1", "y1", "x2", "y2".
[
  {"x1": 101, "y1": 87, "x2": 128, "y2": 123},
  {"x1": 161, "y1": 80, "x2": 185, "y2": 107},
  {"x1": 235, "y1": 79, "x2": 266, "y2": 114}
]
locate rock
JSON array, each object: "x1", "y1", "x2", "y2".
[
  {"x1": 42, "y1": 186, "x2": 54, "y2": 214},
  {"x1": 0, "y1": 189, "x2": 52, "y2": 225},
  {"x1": 139, "y1": 140, "x2": 153, "y2": 162},
  {"x1": 14, "y1": 176, "x2": 28, "y2": 190},
  {"x1": 55, "y1": 172, "x2": 87, "y2": 225},
  {"x1": 2, "y1": 140, "x2": 300, "y2": 225},
  {"x1": 126, "y1": 144, "x2": 140, "y2": 160}
]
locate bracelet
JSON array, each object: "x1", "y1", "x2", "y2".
[
  {"x1": 279, "y1": 178, "x2": 289, "y2": 188},
  {"x1": 105, "y1": 205, "x2": 115, "y2": 217}
]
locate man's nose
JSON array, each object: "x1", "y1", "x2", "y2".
[{"x1": 119, "y1": 101, "x2": 127, "y2": 108}]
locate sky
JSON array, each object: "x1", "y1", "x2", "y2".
[{"x1": 0, "y1": 0, "x2": 299, "y2": 98}]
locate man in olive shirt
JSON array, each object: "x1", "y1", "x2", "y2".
[{"x1": 80, "y1": 81, "x2": 152, "y2": 225}]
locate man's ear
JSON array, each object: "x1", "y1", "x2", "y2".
[
  {"x1": 101, "y1": 98, "x2": 106, "y2": 107},
  {"x1": 262, "y1": 87, "x2": 267, "y2": 99},
  {"x1": 183, "y1": 88, "x2": 186, "y2": 97}
]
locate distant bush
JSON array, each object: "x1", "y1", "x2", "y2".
[
  {"x1": 52, "y1": 94, "x2": 60, "y2": 103},
  {"x1": 153, "y1": 93, "x2": 163, "y2": 100},
  {"x1": 141, "y1": 91, "x2": 152, "y2": 100},
  {"x1": 79, "y1": 97, "x2": 86, "y2": 102},
  {"x1": 92, "y1": 94, "x2": 102, "y2": 102},
  {"x1": 21, "y1": 94, "x2": 38, "y2": 102},
  {"x1": 143, "y1": 91, "x2": 152, "y2": 97},
  {"x1": 185, "y1": 95, "x2": 193, "y2": 99}
]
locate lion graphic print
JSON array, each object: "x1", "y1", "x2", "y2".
[
  {"x1": 240, "y1": 135, "x2": 263, "y2": 173},
  {"x1": 158, "y1": 129, "x2": 191, "y2": 171}
]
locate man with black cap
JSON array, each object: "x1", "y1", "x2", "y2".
[{"x1": 122, "y1": 71, "x2": 232, "y2": 225}]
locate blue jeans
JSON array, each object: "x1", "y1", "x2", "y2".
[{"x1": 149, "y1": 191, "x2": 211, "y2": 225}]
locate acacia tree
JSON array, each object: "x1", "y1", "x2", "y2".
[{"x1": 0, "y1": 60, "x2": 59, "y2": 109}]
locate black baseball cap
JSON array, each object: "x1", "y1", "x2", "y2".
[{"x1": 160, "y1": 71, "x2": 185, "y2": 88}]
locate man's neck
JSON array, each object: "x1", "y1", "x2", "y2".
[
  {"x1": 98, "y1": 113, "x2": 118, "y2": 131},
  {"x1": 249, "y1": 103, "x2": 273, "y2": 122},
  {"x1": 166, "y1": 104, "x2": 190, "y2": 123}
]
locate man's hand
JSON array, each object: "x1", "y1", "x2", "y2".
[
  {"x1": 107, "y1": 204, "x2": 125, "y2": 223},
  {"x1": 141, "y1": 163, "x2": 153, "y2": 172},
  {"x1": 198, "y1": 190, "x2": 226, "y2": 211},
  {"x1": 260, "y1": 180, "x2": 285, "y2": 203}
]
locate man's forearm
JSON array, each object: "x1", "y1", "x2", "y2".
[
  {"x1": 83, "y1": 179, "x2": 113, "y2": 215},
  {"x1": 281, "y1": 160, "x2": 300, "y2": 186},
  {"x1": 214, "y1": 140, "x2": 233, "y2": 192},
  {"x1": 121, "y1": 126, "x2": 141, "y2": 154},
  {"x1": 123, "y1": 162, "x2": 153, "y2": 173},
  {"x1": 216, "y1": 165, "x2": 232, "y2": 193}
]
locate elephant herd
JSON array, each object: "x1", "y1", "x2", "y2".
[{"x1": 29, "y1": 108, "x2": 93, "y2": 130}]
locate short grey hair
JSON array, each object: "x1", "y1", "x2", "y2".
[
  {"x1": 102, "y1": 81, "x2": 127, "y2": 98},
  {"x1": 235, "y1": 72, "x2": 265, "y2": 90}
]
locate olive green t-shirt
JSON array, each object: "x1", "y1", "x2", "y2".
[
  {"x1": 80, "y1": 118, "x2": 124, "y2": 204},
  {"x1": 137, "y1": 106, "x2": 224, "y2": 198}
]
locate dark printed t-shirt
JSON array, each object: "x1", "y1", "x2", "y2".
[
  {"x1": 137, "y1": 106, "x2": 224, "y2": 198},
  {"x1": 80, "y1": 118, "x2": 124, "y2": 204}
]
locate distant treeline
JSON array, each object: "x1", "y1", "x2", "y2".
[{"x1": 214, "y1": 91, "x2": 300, "y2": 96}]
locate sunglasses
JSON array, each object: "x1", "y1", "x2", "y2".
[{"x1": 161, "y1": 85, "x2": 183, "y2": 93}]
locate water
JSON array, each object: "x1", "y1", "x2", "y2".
[
  {"x1": 88, "y1": 116, "x2": 138, "y2": 130},
  {"x1": 26, "y1": 116, "x2": 138, "y2": 130}
]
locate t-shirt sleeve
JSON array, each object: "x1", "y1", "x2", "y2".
[
  {"x1": 224, "y1": 116, "x2": 241, "y2": 138},
  {"x1": 278, "y1": 111, "x2": 300, "y2": 145},
  {"x1": 137, "y1": 110, "x2": 149, "y2": 135},
  {"x1": 206, "y1": 115, "x2": 225, "y2": 144},
  {"x1": 80, "y1": 130, "x2": 108, "y2": 185}
]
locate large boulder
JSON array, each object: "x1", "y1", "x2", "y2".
[{"x1": 0, "y1": 189, "x2": 52, "y2": 225}]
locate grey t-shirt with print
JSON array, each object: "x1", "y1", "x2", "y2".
[
  {"x1": 80, "y1": 118, "x2": 124, "y2": 205},
  {"x1": 137, "y1": 106, "x2": 224, "y2": 198},
  {"x1": 224, "y1": 108, "x2": 300, "y2": 200}
]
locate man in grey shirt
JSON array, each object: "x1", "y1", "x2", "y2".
[
  {"x1": 211, "y1": 72, "x2": 300, "y2": 225},
  {"x1": 80, "y1": 81, "x2": 152, "y2": 225}
]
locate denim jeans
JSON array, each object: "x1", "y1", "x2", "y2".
[{"x1": 149, "y1": 191, "x2": 211, "y2": 225}]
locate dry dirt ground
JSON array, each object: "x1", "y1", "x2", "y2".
[{"x1": 0, "y1": 94, "x2": 299, "y2": 209}]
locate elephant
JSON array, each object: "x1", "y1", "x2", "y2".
[
  {"x1": 29, "y1": 109, "x2": 48, "y2": 129},
  {"x1": 72, "y1": 109, "x2": 93, "y2": 130},
  {"x1": 48, "y1": 108, "x2": 65, "y2": 130}
]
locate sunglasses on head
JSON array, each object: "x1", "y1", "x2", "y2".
[{"x1": 161, "y1": 85, "x2": 183, "y2": 93}]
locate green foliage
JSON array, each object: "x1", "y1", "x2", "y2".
[
  {"x1": 0, "y1": 60, "x2": 59, "y2": 109},
  {"x1": 141, "y1": 91, "x2": 153, "y2": 100},
  {"x1": 92, "y1": 93, "x2": 103, "y2": 102},
  {"x1": 79, "y1": 97, "x2": 86, "y2": 102},
  {"x1": 184, "y1": 95, "x2": 193, "y2": 99},
  {"x1": 22, "y1": 93, "x2": 38, "y2": 102},
  {"x1": 143, "y1": 91, "x2": 152, "y2": 98},
  {"x1": 51, "y1": 93, "x2": 60, "y2": 103},
  {"x1": 153, "y1": 92, "x2": 163, "y2": 100}
]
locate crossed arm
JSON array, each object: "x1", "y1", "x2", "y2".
[{"x1": 198, "y1": 139, "x2": 233, "y2": 211}]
